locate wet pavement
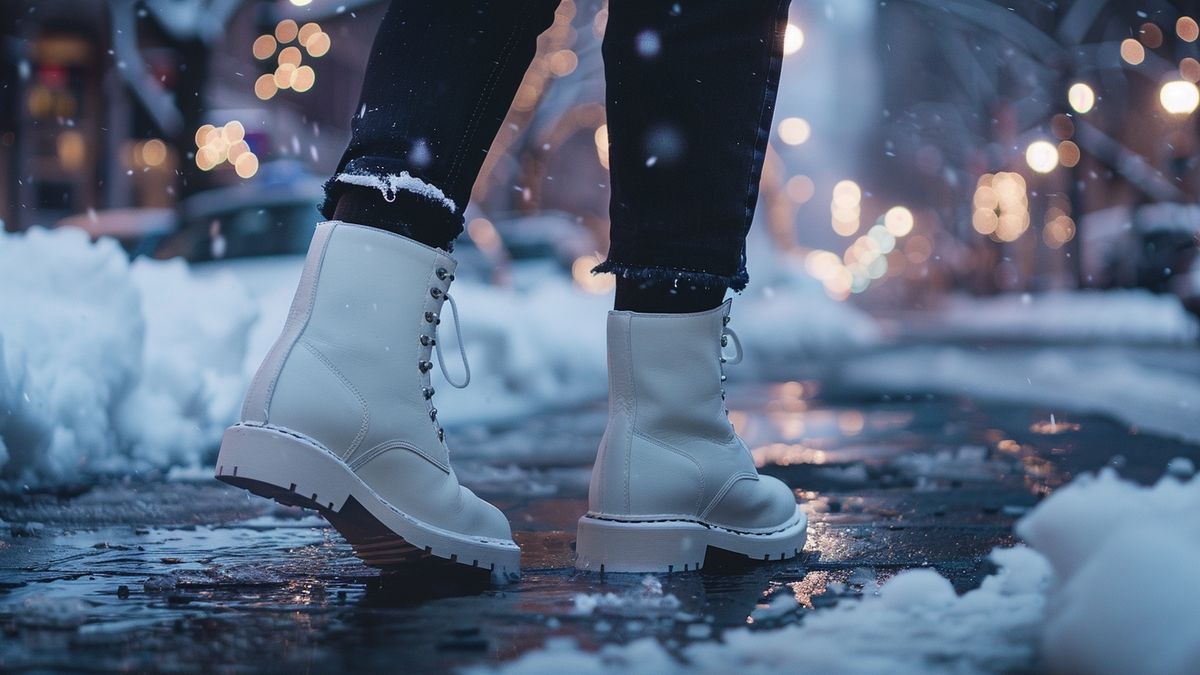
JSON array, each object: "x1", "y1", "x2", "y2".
[{"x1": 3, "y1": 378, "x2": 1198, "y2": 672}]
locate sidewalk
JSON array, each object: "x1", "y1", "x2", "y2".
[{"x1": 4, "y1": 373, "x2": 1196, "y2": 672}]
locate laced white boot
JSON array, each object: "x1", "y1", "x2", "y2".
[
  {"x1": 215, "y1": 221, "x2": 519, "y2": 581},
  {"x1": 576, "y1": 300, "x2": 807, "y2": 573}
]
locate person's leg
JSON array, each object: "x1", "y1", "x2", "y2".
[
  {"x1": 598, "y1": 0, "x2": 790, "y2": 311},
  {"x1": 218, "y1": 0, "x2": 558, "y2": 582},
  {"x1": 576, "y1": 0, "x2": 806, "y2": 574},
  {"x1": 323, "y1": 0, "x2": 561, "y2": 250}
]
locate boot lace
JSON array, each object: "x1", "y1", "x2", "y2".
[
  {"x1": 719, "y1": 316, "x2": 743, "y2": 410},
  {"x1": 418, "y1": 267, "x2": 471, "y2": 442}
]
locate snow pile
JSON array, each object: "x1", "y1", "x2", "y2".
[
  {"x1": 928, "y1": 290, "x2": 1199, "y2": 343},
  {"x1": 483, "y1": 466, "x2": 1200, "y2": 674},
  {"x1": 836, "y1": 345, "x2": 1200, "y2": 444},
  {"x1": 1018, "y1": 467, "x2": 1200, "y2": 675},
  {"x1": 0, "y1": 227, "x2": 257, "y2": 487}
]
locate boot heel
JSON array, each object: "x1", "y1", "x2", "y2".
[
  {"x1": 215, "y1": 424, "x2": 355, "y2": 513},
  {"x1": 575, "y1": 515, "x2": 710, "y2": 574}
]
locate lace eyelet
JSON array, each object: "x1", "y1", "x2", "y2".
[
  {"x1": 438, "y1": 428, "x2": 445, "y2": 442},
  {"x1": 430, "y1": 288, "x2": 443, "y2": 299},
  {"x1": 721, "y1": 336, "x2": 728, "y2": 347},
  {"x1": 425, "y1": 311, "x2": 437, "y2": 323},
  {"x1": 420, "y1": 335, "x2": 434, "y2": 347},
  {"x1": 418, "y1": 360, "x2": 433, "y2": 373},
  {"x1": 429, "y1": 409, "x2": 437, "y2": 421}
]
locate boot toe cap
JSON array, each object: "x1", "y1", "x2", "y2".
[
  {"x1": 459, "y1": 487, "x2": 515, "y2": 542},
  {"x1": 707, "y1": 474, "x2": 798, "y2": 531}
]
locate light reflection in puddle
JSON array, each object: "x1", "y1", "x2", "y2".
[{"x1": 1030, "y1": 418, "x2": 1082, "y2": 434}]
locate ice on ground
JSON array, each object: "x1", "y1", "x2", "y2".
[
  {"x1": 836, "y1": 345, "x2": 1200, "y2": 444},
  {"x1": 927, "y1": 290, "x2": 1199, "y2": 343},
  {"x1": 484, "y1": 467, "x2": 1200, "y2": 675}
]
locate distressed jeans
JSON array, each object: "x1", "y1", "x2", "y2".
[{"x1": 322, "y1": 0, "x2": 791, "y2": 290}]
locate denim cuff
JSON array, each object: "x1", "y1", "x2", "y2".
[
  {"x1": 591, "y1": 258, "x2": 749, "y2": 292},
  {"x1": 320, "y1": 157, "x2": 464, "y2": 240}
]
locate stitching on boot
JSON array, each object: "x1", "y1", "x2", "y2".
[
  {"x1": 350, "y1": 439, "x2": 449, "y2": 474},
  {"x1": 583, "y1": 509, "x2": 804, "y2": 537},
  {"x1": 300, "y1": 339, "x2": 369, "y2": 460},
  {"x1": 260, "y1": 224, "x2": 333, "y2": 421},
  {"x1": 699, "y1": 472, "x2": 760, "y2": 522}
]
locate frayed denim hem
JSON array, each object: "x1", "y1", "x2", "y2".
[{"x1": 591, "y1": 259, "x2": 749, "y2": 292}]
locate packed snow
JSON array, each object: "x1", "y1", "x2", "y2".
[
  {"x1": 835, "y1": 345, "x2": 1200, "y2": 444},
  {"x1": 0, "y1": 227, "x2": 255, "y2": 488},
  {"x1": 919, "y1": 290, "x2": 1199, "y2": 344},
  {"x1": 480, "y1": 464, "x2": 1200, "y2": 675},
  {"x1": 0, "y1": 227, "x2": 876, "y2": 486}
]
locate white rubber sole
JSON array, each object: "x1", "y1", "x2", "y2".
[
  {"x1": 574, "y1": 506, "x2": 808, "y2": 574},
  {"x1": 214, "y1": 424, "x2": 520, "y2": 582}
]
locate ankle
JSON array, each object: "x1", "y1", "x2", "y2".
[
  {"x1": 614, "y1": 278, "x2": 726, "y2": 314},
  {"x1": 332, "y1": 186, "x2": 456, "y2": 251}
]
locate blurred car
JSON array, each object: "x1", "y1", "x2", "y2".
[{"x1": 1082, "y1": 202, "x2": 1200, "y2": 317}]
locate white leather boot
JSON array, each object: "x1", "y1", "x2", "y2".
[
  {"x1": 576, "y1": 300, "x2": 807, "y2": 573},
  {"x1": 215, "y1": 221, "x2": 519, "y2": 581}
]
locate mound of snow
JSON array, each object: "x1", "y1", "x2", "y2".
[
  {"x1": 1018, "y1": 467, "x2": 1200, "y2": 675},
  {"x1": 0, "y1": 227, "x2": 256, "y2": 487},
  {"x1": 836, "y1": 345, "x2": 1200, "y2": 444},
  {"x1": 484, "y1": 466, "x2": 1200, "y2": 674},
  {"x1": 929, "y1": 290, "x2": 1199, "y2": 344}
]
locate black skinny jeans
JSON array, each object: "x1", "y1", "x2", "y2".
[{"x1": 322, "y1": 0, "x2": 791, "y2": 291}]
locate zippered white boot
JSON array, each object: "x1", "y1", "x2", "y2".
[
  {"x1": 576, "y1": 300, "x2": 807, "y2": 573},
  {"x1": 215, "y1": 221, "x2": 519, "y2": 581}
]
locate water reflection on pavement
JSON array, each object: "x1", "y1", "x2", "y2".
[{"x1": 2, "y1": 384, "x2": 1196, "y2": 672}]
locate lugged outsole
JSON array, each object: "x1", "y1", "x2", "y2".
[
  {"x1": 574, "y1": 507, "x2": 808, "y2": 574},
  {"x1": 215, "y1": 424, "x2": 520, "y2": 583}
]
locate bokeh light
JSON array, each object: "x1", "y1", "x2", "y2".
[
  {"x1": 1025, "y1": 140, "x2": 1059, "y2": 174},
  {"x1": 1068, "y1": 83, "x2": 1095, "y2": 114},
  {"x1": 1178, "y1": 16, "x2": 1199, "y2": 42},
  {"x1": 777, "y1": 117, "x2": 811, "y2": 145},
  {"x1": 1160, "y1": 80, "x2": 1200, "y2": 114},
  {"x1": 783, "y1": 24, "x2": 804, "y2": 56},
  {"x1": 1120, "y1": 38, "x2": 1145, "y2": 65}
]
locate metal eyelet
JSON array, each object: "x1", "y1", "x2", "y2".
[
  {"x1": 418, "y1": 360, "x2": 433, "y2": 373},
  {"x1": 425, "y1": 311, "x2": 437, "y2": 323},
  {"x1": 420, "y1": 335, "x2": 434, "y2": 347},
  {"x1": 436, "y1": 267, "x2": 454, "y2": 281},
  {"x1": 438, "y1": 428, "x2": 445, "y2": 442},
  {"x1": 722, "y1": 316, "x2": 731, "y2": 326},
  {"x1": 422, "y1": 387, "x2": 434, "y2": 400},
  {"x1": 721, "y1": 336, "x2": 728, "y2": 347},
  {"x1": 429, "y1": 409, "x2": 438, "y2": 421},
  {"x1": 719, "y1": 357, "x2": 727, "y2": 364},
  {"x1": 720, "y1": 374, "x2": 727, "y2": 382},
  {"x1": 430, "y1": 287, "x2": 443, "y2": 299}
]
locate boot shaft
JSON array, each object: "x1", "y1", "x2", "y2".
[
  {"x1": 240, "y1": 221, "x2": 455, "y2": 461},
  {"x1": 605, "y1": 302, "x2": 733, "y2": 444}
]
